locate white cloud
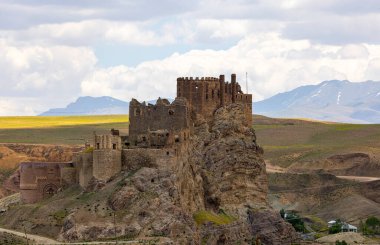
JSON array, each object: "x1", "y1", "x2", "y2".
[
  {"x1": 81, "y1": 33, "x2": 380, "y2": 105},
  {"x1": 0, "y1": 39, "x2": 97, "y2": 115}
]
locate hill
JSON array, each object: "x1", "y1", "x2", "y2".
[
  {"x1": 39, "y1": 96, "x2": 169, "y2": 116},
  {"x1": 255, "y1": 80, "x2": 380, "y2": 123},
  {"x1": 40, "y1": 96, "x2": 130, "y2": 116}
]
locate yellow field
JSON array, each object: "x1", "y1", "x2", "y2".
[{"x1": 0, "y1": 115, "x2": 129, "y2": 129}]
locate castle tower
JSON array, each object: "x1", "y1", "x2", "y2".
[
  {"x1": 219, "y1": 74, "x2": 225, "y2": 107},
  {"x1": 92, "y1": 131, "x2": 122, "y2": 181}
]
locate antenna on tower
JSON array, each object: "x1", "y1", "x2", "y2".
[{"x1": 246, "y1": 72, "x2": 248, "y2": 94}]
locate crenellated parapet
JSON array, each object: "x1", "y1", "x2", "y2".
[{"x1": 176, "y1": 74, "x2": 252, "y2": 126}]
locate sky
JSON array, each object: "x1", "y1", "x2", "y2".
[{"x1": 1, "y1": 0, "x2": 380, "y2": 115}]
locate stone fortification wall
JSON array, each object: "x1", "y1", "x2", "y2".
[
  {"x1": 73, "y1": 152, "x2": 93, "y2": 188},
  {"x1": 60, "y1": 166, "x2": 76, "y2": 188},
  {"x1": 177, "y1": 74, "x2": 252, "y2": 125},
  {"x1": 93, "y1": 149, "x2": 121, "y2": 181},
  {"x1": 129, "y1": 97, "x2": 191, "y2": 147},
  {"x1": 122, "y1": 147, "x2": 180, "y2": 171},
  {"x1": 19, "y1": 162, "x2": 71, "y2": 204}
]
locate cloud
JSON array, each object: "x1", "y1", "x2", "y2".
[
  {"x1": 0, "y1": 0, "x2": 198, "y2": 29},
  {"x1": 0, "y1": 39, "x2": 97, "y2": 115},
  {"x1": 81, "y1": 34, "x2": 380, "y2": 104}
]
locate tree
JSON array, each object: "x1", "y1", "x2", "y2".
[
  {"x1": 282, "y1": 211, "x2": 306, "y2": 233},
  {"x1": 329, "y1": 220, "x2": 342, "y2": 234},
  {"x1": 364, "y1": 216, "x2": 380, "y2": 235}
]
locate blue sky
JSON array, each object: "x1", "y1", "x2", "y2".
[{"x1": 1, "y1": 0, "x2": 380, "y2": 115}]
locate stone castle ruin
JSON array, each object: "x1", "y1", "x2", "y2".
[{"x1": 19, "y1": 74, "x2": 253, "y2": 204}]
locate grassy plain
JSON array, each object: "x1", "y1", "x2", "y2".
[
  {"x1": 0, "y1": 114, "x2": 380, "y2": 164},
  {"x1": 253, "y1": 115, "x2": 380, "y2": 167},
  {"x1": 0, "y1": 115, "x2": 129, "y2": 144}
]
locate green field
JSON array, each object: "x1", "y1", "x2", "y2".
[
  {"x1": 253, "y1": 115, "x2": 380, "y2": 167},
  {"x1": 0, "y1": 115, "x2": 129, "y2": 144},
  {"x1": 0, "y1": 114, "x2": 380, "y2": 165},
  {"x1": 0, "y1": 115, "x2": 129, "y2": 129}
]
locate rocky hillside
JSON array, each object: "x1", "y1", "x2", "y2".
[
  {"x1": 0, "y1": 104, "x2": 298, "y2": 244},
  {"x1": 269, "y1": 172, "x2": 380, "y2": 226}
]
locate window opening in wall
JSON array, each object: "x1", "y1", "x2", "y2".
[
  {"x1": 96, "y1": 143, "x2": 100, "y2": 149},
  {"x1": 142, "y1": 136, "x2": 146, "y2": 142},
  {"x1": 168, "y1": 109, "x2": 174, "y2": 115},
  {"x1": 134, "y1": 108, "x2": 141, "y2": 116},
  {"x1": 166, "y1": 133, "x2": 169, "y2": 137},
  {"x1": 166, "y1": 151, "x2": 170, "y2": 156},
  {"x1": 113, "y1": 144, "x2": 116, "y2": 149},
  {"x1": 195, "y1": 85, "x2": 199, "y2": 89}
]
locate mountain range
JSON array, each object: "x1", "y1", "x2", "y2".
[
  {"x1": 255, "y1": 80, "x2": 380, "y2": 123},
  {"x1": 40, "y1": 80, "x2": 380, "y2": 123}
]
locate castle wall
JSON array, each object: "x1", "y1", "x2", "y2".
[
  {"x1": 60, "y1": 166, "x2": 76, "y2": 188},
  {"x1": 122, "y1": 147, "x2": 179, "y2": 171},
  {"x1": 93, "y1": 149, "x2": 121, "y2": 181},
  {"x1": 129, "y1": 97, "x2": 190, "y2": 147},
  {"x1": 176, "y1": 74, "x2": 253, "y2": 125},
  {"x1": 19, "y1": 162, "x2": 71, "y2": 204}
]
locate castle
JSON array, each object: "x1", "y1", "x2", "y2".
[{"x1": 19, "y1": 74, "x2": 253, "y2": 204}]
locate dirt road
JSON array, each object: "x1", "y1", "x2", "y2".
[{"x1": 336, "y1": 175, "x2": 380, "y2": 182}]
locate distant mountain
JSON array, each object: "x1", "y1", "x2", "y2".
[
  {"x1": 40, "y1": 96, "x2": 130, "y2": 116},
  {"x1": 254, "y1": 80, "x2": 380, "y2": 123}
]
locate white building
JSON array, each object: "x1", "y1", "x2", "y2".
[{"x1": 327, "y1": 220, "x2": 358, "y2": 233}]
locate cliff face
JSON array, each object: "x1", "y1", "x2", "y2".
[{"x1": 57, "y1": 104, "x2": 298, "y2": 244}]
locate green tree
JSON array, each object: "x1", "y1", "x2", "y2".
[
  {"x1": 284, "y1": 211, "x2": 306, "y2": 233},
  {"x1": 364, "y1": 216, "x2": 380, "y2": 235},
  {"x1": 329, "y1": 220, "x2": 342, "y2": 234}
]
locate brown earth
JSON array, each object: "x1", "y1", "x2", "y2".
[
  {"x1": 287, "y1": 152, "x2": 380, "y2": 177},
  {"x1": 268, "y1": 172, "x2": 380, "y2": 227}
]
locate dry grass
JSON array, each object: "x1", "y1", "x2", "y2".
[
  {"x1": 0, "y1": 115, "x2": 129, "y2": 129},
  {"x1": 193, "y1": 210, "x2": 235, "y2": 226}
]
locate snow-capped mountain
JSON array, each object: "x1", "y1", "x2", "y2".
[{"x1": 254, "y1": 80, "x2": 380, "y2": 123}]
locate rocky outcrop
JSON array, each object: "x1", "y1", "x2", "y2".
[
  {"x1": 288, "y1": 152, "x2": 380, "y2": 177},
  {"x1": 57, "y1": 104, "x2": 298, "y2": 244}
]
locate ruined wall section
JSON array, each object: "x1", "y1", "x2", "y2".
[
  {"x1": 129, "y1": 97, "x2": 191, "y2": 147},
  {"x1": 92, "y1": 133, "x2": 122, "y2": 182},
  {"x1": 177, "y1": 74, "x2": 253, "y2": 126},
  {"x1": 93, "y1": 150, "x2": 121, "y2": 181},
  {"x1": 60, "y1": 163, "x2": 76, "y2": 188},
  {"x1": 73, "y1": 152, "x2": 93, "y2": 188},
  {"x1": 19, "y1": 162, "x2": 71, "y2": 204}
]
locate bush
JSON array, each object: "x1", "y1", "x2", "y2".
[
  {"x1": 361, "y1": 216, "x2": 380, "y2": 235},
  {"x1": 329, "y1": 220, "x2": 342, "y2": 234},
  {"x1": 193, "y1": 210, "x2": 235, "y2": 226},
  {"x1": 280, "y1": 210, "x2": 306, "y2": 233}
]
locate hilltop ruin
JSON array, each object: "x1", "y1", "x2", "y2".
[{"x1": 19, "y1": 74, "x2": 253, "y2": 204}]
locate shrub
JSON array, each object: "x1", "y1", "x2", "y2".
[
  {"x1": 193, "y1": 210, "x2": 235, "y2": 226},
  {"x1": 280, "y1": 210, "x2": 306, "y2": 233},
  {"x1": 329, "y1": 220, "x2": 342, "y2": 234}
]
